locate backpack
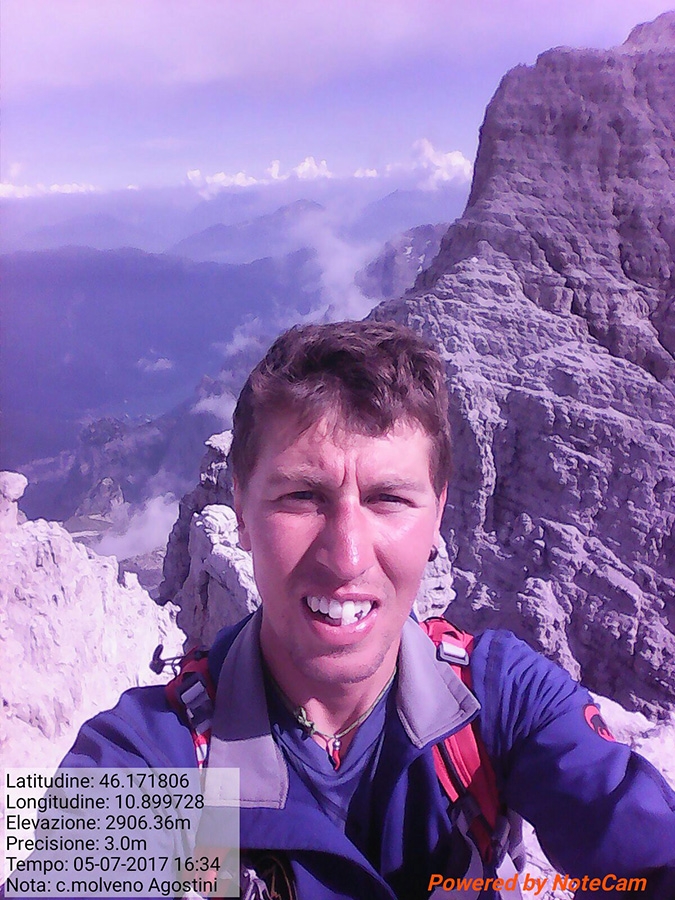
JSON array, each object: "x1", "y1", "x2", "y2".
[
  {"x1": 158, "y1": 616, "x2": 524, "y2": 875},
  {"x1": 418, "y1": 618, "x2": 522, "y2": 870}
]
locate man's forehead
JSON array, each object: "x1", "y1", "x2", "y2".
[
  {"x1": 247, "y1": 411, "x2": 435, "y2": 489},
  {"x1": 260, "y1": 410, "x2": 430, "y2": 457}
]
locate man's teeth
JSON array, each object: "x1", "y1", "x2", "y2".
[{"x1": 305, "y1": 596, "x2": 372, "y2": 625}]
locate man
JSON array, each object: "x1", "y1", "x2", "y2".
[{"x1": 49, "y1": 322, "x2": 675, "y2": 897}]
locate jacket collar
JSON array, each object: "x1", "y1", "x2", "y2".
[
  {"x1": 208, "y1": 610, "x2": 479, "y2": 808},
  {"x1": 396, "y1": 617, "x2": 480, "y2": 747}
]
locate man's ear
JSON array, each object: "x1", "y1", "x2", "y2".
[{"x1": 232, "y1": 480, "x2": 252, "y2": 552}]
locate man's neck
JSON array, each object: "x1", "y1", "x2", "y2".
[{"x1": 261, "y1": 646, "x2": 398, "y2": 755}]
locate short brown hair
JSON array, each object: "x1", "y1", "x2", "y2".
[{"x1": 228, "y1": 320, "x2": 452, "y2": 495}]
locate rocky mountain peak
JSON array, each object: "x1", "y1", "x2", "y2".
[
  {"x1": 620, "y1": 10, "x2": 675, "y2": 53},
  {"x1": 430, "y1": 17, "x2": 675, "y2": 397},
  {"x1": 373, "y1": 17, "x2": 675, "y2": 716}
]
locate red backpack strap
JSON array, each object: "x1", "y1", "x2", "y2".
[
  {"x1": 420, "y1": 617, "x2": 502, "y2": 864},
  {"x1": 165, "y1": 648, "x2": 217, "y2": 768}
]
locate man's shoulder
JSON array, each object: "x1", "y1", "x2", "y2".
[
  {"x1": 470, "y1": 627, "x2": 582, "y2": 703},
  {"x1": 467, "y1": 627, "x2": 591, "y2": 762},
  {"x1": 63, "y1": 683, "x2": 197, "y2": 768},
  {"x1": 62, "y1": 615, "x2": 254, "y2": 770},
  {"x1": 207, "y1": 614, "x2": 253, "y2": 682}
]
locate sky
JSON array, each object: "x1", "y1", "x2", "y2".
[{"x1": 2, "y1": 0, "x2": 674, "y2": 198}]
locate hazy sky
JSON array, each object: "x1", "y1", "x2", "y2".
[{"x1": 3, "y1": 0, "x2": 674, "y2": 194}]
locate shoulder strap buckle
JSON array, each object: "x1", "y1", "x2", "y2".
[
  {"x1": 177, "y1": 672, "x2": 214, "y2": 736},
  {"x1": 438, "y1": 639, "x2": 470, "y2": 667}
]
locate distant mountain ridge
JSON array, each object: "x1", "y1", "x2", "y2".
[
  {"x1": 169, "y1": 199, "x2": 324, "y2": 264},
  {"x1": 1, "y1": 245, "x2": 321, "y2": 473},
  {"x1": 21, "y1": 212, "x2": 166, "y2": 253},
  {"x1": 1, "y1": 180, "x2": 468, "y2": 255}
]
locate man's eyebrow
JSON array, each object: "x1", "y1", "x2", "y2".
[
  {"x1": 270, "y1": 467, "x2": 425, "y2": 493},
  {"x1": 266, "y1": 471, "x2": 428, "y2": 492},
  {"x1": 368, "y1": 478, "x2": 430, "y2": 493},
  {"x1": 266, "y1": 469, "x2": 327, "y2": 487}
]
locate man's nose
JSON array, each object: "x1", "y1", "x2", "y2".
[{"x1": 314, "y1": 500, "x2": 375, "y2": 582}]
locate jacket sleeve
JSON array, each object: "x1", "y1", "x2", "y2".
[
  {"x1": 469, "y1": 630, "x2": 675, "y2": 890},
  {"x1": 2, "y1": 687, "x2": 199, "y2": 900}
]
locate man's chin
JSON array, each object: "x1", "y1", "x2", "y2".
[{"x1": 292, "y1": 645, "x2": 396, "y2": 689}]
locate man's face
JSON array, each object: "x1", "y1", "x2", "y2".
[{"x1": 234, "y1": 413, "x2": 446, "y2": 694}]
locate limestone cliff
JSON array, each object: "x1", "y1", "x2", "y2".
[
  {"x1": 0, "y1": 473, "x2": 184, "y2": 769},
  {"x1": 370, "y1": 12, "x2": 675, "y2": 714},
  {"x1": 420, "y1": 13, "x2": 675, "y2": 384}
]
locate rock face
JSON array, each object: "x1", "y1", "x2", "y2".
[
  {"x1": 355, "y1": 223, "x2": 448, "y2": 302},
  {"x1": 159, "y1": 432, "x2": 235, "y2": 609},
  {"x1": 0, "y1": 473, "x2": 184, "y2": 769},
  {"x1": 369, "y1": 12, "x2": 675, "y2": 715},
  {"x1": 430, "y1": 12, "x2": 675, "y2": 384}
]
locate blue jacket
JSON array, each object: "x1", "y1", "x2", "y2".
[{"x1": 58, "y1": 613, "x2": 675, "y2": 898}]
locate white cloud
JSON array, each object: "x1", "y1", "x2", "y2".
[
  {"x1": 0, "y1": 181, "x2": 99, "y2": 198},
  {"x1": 266, "y1": 160, "x2": 285, "y2": 181},
  {"x1": 292, "y1": 156, "x2": 333, "y2": 180},
  {"x1": 185, "y1": 155, "x2": 334, "y2": 197},
  {"x1": 214, "y1": 327, "x2": 265, "y2": 358},
  {"x1": 381, "y1": 139, "x2": 473, "y2": 190},
  {"x1": 288, "y1": 211, "x2": 379, "y2": 322},
  {"x1": 186, "y1": 166, "x2": 259, "y2": 197},
  {"x1": 182, "y1": 141, "x2": 469, "y2": 201},
  {"x1": 412, "y1": 138, "x2": 473, "y2": 188},
  {"x1": 97, "y1": 494, "x2": 178, "y2": 560},
  {"x1": 207, "y1": 170, "x2": 259, "y2": 188},
  {"x1": 191, "y1": 392, "x2": 237, "y2": 425},
  {"x1": 136, "y1": 356, "x2": 174, "y2": 372},
  {"x1": 2, "y1": 139, "x2": 471, "y2": 203},
  {"x1": 187, "y1": 168, "x2": 204, "y2": 187}
]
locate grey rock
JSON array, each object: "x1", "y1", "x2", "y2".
[
  {"x1": 0, "y1": 471, "x2": 28, "y2": 529},
  {"x1": 414, "y1": 537, "x2": 457, "y2": 622},
  {"x1": 158, "y1": 431, "x2": 234, "y2": 606},
  {"x1": 174, "y1": 503, "x2": 260, "y2": 648},
  {"x1": 371, "y1": 12, "x2": 675, "y2": 715},
  {"x1": 0, "y1": 472, "x2": 184, "y2": 769},
  {"x1": 355, "y1": 223, "x2": 449, "y2": 302}
]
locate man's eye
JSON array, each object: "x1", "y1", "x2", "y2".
[
  {"x1": 372, "y1": 493, "x2": 407, "y2": 505},
  {"x1": 280, "y1": 491, "x2": 317, "y2": 503}
]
